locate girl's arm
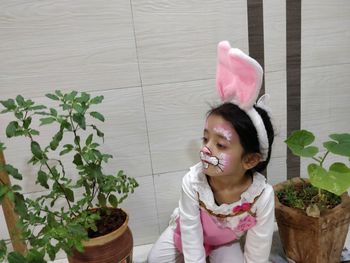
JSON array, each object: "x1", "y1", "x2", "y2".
[
  {"x1": 244, "y1": 184, "x2": 275, "y2": 263},
  {"x1": 179, "y1": 172, "x2": 206, "y2": 263}
]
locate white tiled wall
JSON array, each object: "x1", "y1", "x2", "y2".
[
  {"x1": 0, "y1": 0, "x2": 349, "y2": 261},
  {"x1": 300, "y1": 0, "x2": 350, "y2": 174}
]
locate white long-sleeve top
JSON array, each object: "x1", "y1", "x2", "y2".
[{"x1": 169, "y1": 162, "x2": 275, "y2": 263}]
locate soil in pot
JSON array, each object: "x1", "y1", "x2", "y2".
[
  {"x1": 87, "y1": 208, "x2": 127, "y2": 238},
  {"x1": 276, "y1": 180, "x2": 341, "y2": 215}
]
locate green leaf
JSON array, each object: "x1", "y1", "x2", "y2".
[
  {"x1": 108, "y1": 194, "x2": 119, "y2": 207},
  {"x1": 0, "y1": 142, "x2": 6, "y2": 151},
  {"x1": 0, "y1": 239, "x2": 7, "y2": 260},
  {"x1": 30, "y1": 129, "x2": 40, "y2": 136},
  {"x1": 324, "y1": 133, "x2": 350, "y2": 157},
  {"x1": 11, "y1": 185, "x2": 22, "y2": 192},
  {"x1": 6, "y1": 121, "x2": 19, "y2": 138},
  {"x1": 308, "y1": 163, "x2": 350, "y2": 196},
  {"x1": 285, "y1": 130, "x2": 319, "y2": 157},
  {"x1": 73, "y1": 113, "x2": 86, "y2": 130},
  {"x1": 66, "y1": 91, "x2": 78, "y2": 101},
  {"x1": 14, "y1": 111, "x2": 24, "y2": 120},
  {"x1": 50, "y1": 108, "x2": 58, "y2": 117},
  {"x1": 97, "y1": 193, "x2": 106, "y2": 207},
  {"x1": 50, "y1": 130, "x2": 63, "y2": 150},
  {"x1": 23, "y1": 117, "x2": 32, "y2": 129},
  {"x1": 46, "y1": 243, "x2": 57, "y2": 260},
  {"x1": 5, "y1": 164, "x2": 22, "y2": 180},
  {"x1": 37, "y1": 170, "x2": 49, "y2": 189},
  {"x1": 65, "y1": 187, "x2": 75, "y2": 202},
  {"x1": 31, "y1": 141, "x2": 44, "y2": 159},
  {"x1": 73, "y1": 153, "x2": 83, "y2": 166},
  {"x1": 26, "y1": 249, "x2": 45, "y2": 263},
  {"x1": 40, "y1": 117, "x2": 56, "y2": 126},
  {"x1": 327, "y1": 162, "x2": 350, "y2": 195},
  {"x1": 59, "y1": 144, "x2": 74, "y2": 155},
  {"x1": 90, "y1": 111, "x2": 105, "y2": 122},
  {"x1": 14, "y1": 193, "x2": 27, "y2": 217},
  {"x1": 7, "y1": 251, "x2": 27, "y2": 263},
  {"x1": 91, "y1": 125, "x2": 104, "y2": 140},
  {"x1": 15, "y1": 95, "x2": 25, "y2": 106},
  {"x1": 85, "y1": 134, "x2": 93, "y2": 146},
  {"x1": 73, "y1": 103, "x2": 84, "y2": 114},
  {"x1": 0, "y1": 184, "x2": 9, "y2": 200},
  {"x1": 0, "y1": 99, "x2": 16, "y2": 111},
  {"x1": 90, "y1": 95, "x2": 104, "y2": 104},
  {"x1": 45, "y1": 93, "x2": 59, "y2": 101},
  {"x1": 55, "y1": 90, "x2": 63, "y2": 97},
  {"x1": 28, "y1": 105, "x2": 46, "y2": 111},
  {"x1": 78, "y1": 92, "x2": 90, "y2": 103}
]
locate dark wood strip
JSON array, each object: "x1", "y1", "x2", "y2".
[
  {"x1": 286, "y1": 0, "x2": 302, "y2": 179},
  {"x1": 247, "y1": 0, "x2": 265, "y2": 96},
  {"x1": 247, "y1": 0, "x2": 266, "y2": 177}
]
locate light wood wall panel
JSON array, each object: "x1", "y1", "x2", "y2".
[
  {"x1": 0, "y1": 0, "x2": 140, "y2": 98},
  {"x1": 132, "y1": 0, "x2": 248, "y2": 85}
]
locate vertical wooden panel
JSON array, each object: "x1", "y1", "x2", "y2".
[
  {"x1": 0, "y1": 151, "x2": 27, "y2": 253},
  {"x1": 247, "y1": 0, "x2": 265, "y2": 95},
  {"x1": 247, "y1": 0, "x2": 266, "y2": 177},
  {"x1": 286, "y1": 0, "x2": 302, "y2": 179}
]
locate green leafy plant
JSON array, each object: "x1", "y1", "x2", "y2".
[
  {"x1": 280, "y1": 129, "x2": 350, "y2": 215},
  {"x1": 0, "y1": 91, "x2": 138, "y2": 262}
]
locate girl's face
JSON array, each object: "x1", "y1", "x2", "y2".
[{"x1": 200, "y1": 114, "x2": 246, "y2": 178}]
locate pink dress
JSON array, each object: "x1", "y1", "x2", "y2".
[{"x1": 174, "y1": 198, "x2": 259, "y2": 255}]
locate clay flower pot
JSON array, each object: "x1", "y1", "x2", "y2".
[
  {"x1": 274, "y1": 178, "x2": 350, "y2": 263},
  {"x1": 68, "y1": 208, "x2": 133, "y2": 263}
]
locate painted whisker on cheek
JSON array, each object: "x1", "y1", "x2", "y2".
[{"x1": 215, "y1": 153, "x2": 228, "y2": 173}]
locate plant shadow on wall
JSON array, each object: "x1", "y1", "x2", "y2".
[
  {"x1": 0, "y1": 91, "x2": 138, "y2": 263},
  {"x1": 274, "y1": 130, "x2": 350, "y2": 263}
]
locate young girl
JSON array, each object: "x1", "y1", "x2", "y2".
[{"x1": 148, "y1": 41, "x2": 275, "y2": 263}]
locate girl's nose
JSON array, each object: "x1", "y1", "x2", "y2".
[{"x1": 201, "y1": 145, "x2": 212, "y2": 155}]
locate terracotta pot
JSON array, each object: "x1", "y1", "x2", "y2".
[
  {"x1": 68, "y1": 208, "x2": 133, "y2": 263},
  {"x1": 274, "y1": 178, "x2": 350, "y2": 263}
]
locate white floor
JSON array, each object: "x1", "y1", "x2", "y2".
[
  {"x1": 50, "y1": 243, "x2": 153, "y2": 263},
  {"x1": 51, "y1": 227, "x2": 350, "y2": 263}
]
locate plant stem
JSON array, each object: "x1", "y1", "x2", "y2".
[
  {"x1": 26, "y1": 129, "x2": 77, "y2": 217},
  {"x1": 312, "y1": 157, "x2": 322, "y2": 163},
  {"x1": 320, "y1": 151, "x2": 329, "y2": 167},
  {"x1": 0, "y1": 177, "x2": 6, "y2": 185}
]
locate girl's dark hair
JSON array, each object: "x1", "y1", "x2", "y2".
[{"x1": 207, "y1": 103, "x2": 274, "y2": 176}]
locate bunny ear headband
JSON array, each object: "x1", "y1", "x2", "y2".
[{"x1": 216, "y1": 40, "x2": 270, "y2": 161}]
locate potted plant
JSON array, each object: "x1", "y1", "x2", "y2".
[
  {"x1": 0, "y1": 90, "x2": 138, "y2": 263},
  {"x1": 274, "y1": 130, "x2": 350, "y2": 263}
]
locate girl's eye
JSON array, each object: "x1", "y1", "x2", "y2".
[{"x1": 217, "y1": 143, "x2": 226, "y2": 149}]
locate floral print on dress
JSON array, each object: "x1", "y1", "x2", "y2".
[
  {"x1": 235, "y1": 215, "x2": 257, "y2": 234},
  {"x1": 232, "y1": 202, "x2": 252, "y2": 213}
]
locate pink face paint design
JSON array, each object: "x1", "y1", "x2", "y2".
[
  {"x1": 201, "y1": 146, "x2": 211, "y2": 155},
  {"x1": 213, "y1": 124, "x2": 233, "y2": 141}
]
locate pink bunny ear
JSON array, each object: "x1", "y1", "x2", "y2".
[{"x1": 216, "y1": 41, "x2": 263, "y2": 110}]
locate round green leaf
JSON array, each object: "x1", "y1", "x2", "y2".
[
  {"x1": 6, "y1": 121, "x2": 19, "y2": 138},
  {"x1": 324, "y1": 133, "x2": 350, "y2": 157}
]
